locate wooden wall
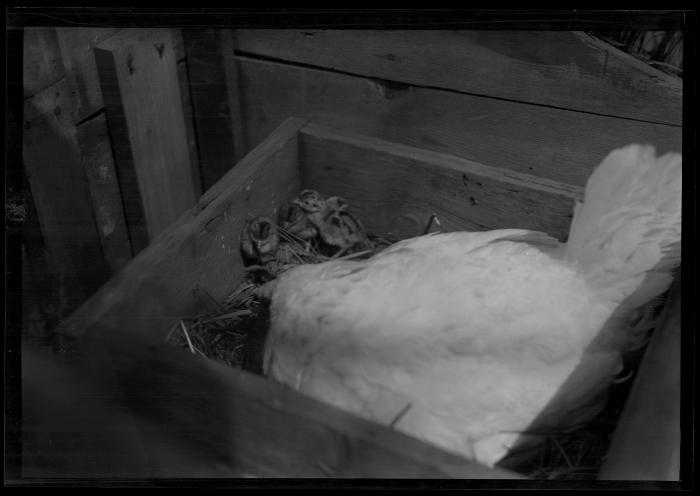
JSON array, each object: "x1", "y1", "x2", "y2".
[
  {"x1": 21, "y1": 27, "x2": 243, "y2": 331},
  {"x1": 233, "y1": 30, "x2": 681, "y2": 187},
  {"x1": 20, "y1": 28, "x2": 682, "y2": 334}
]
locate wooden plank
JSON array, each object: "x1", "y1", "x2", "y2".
[
  {"x1": 172, "y1": 28, "x2": 185, "y2": 61},
  {"x1": 55, "y1": 27, "x2": 122, "y2": 122},
  {"x1": 183, "y1": 28, "x2": 244, "y2": 191},
  {"x1": 176, "y1": 58, "x2": 204, "y2": 198},
  {"x1": 22, "y1": 327, "x2": 522, "y2": 478},
  {"x1": 22, "y1": 79, "x2": 111, "y2": 317},
  {"x1": 76, "y1": 112, "x2": 133, "y2": 274},
  {"x1": 50, "y1": 115, "x2": 525, "y2": 477},
  {"x1": 300, "y1": 124, "x2": 582, "y2": 242},
  {"x1": 94, "y1": 29, "x2": 198, "y2": 241},
  {"x1": 598, "y1": 280, "x2": 681, "y2": 481},
  {"x1": 238, "y1": 56, "x2": 682, "y2": 189},
  {"x1": 20, "y1": 175, "x2": 63, "y2": 334},
  {"x1": 23, "y1": 27, "x2": 65, "y2": 99},
  {"x1": 59, "y1": 118, "x2": 305, "y2": 342},
  {"x1": 22, "y1": 344, "x2": 154, "y2": 478},
  {"x1": 173, "y1": 27, "x2": 204, "y2": 198},
  {"x1": 221, "y1": 29, "x2": 247, "y2": 162},
  {"x1": 56, "y1": 27, "x2": 186, "y2": 122},
  {"x1": 93, "y1": 43, "x2": 149, "y2": 254},
  {"x1": 235, "y1": 30, "x2": 682, "y2": 125}
]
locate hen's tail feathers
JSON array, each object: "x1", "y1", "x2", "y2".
[{"x1": 565, "y1": 144, "x2": 681, "y2": 311}]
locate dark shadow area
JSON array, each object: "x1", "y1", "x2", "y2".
[
  {"x1": 21, "y1": 327, "x2": 240, "y2": 478},
  {"x1": 497, "y1": 268, "x2": 680, "y2": 479}
]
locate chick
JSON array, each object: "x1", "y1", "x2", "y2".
[
  {"x1": 292, "y1": 189, "x2": 326, "y2": 214},
  {"x1": 319, "y1": 209, "x2": 368, "y2": 252},
  {"x1": 325, "y1": 196, "x2": 349, "y2": 213},
  {"x1": 312, "y1": 195, "x2": 369, "y2": 253},
  {"x1": 279, "y1": 201, "x2": 317, "y2": 241},
  {"x1": 240, "y1": 217, "x2": 280, "y2": 265}
]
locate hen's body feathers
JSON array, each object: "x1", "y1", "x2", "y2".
[{"x1": 262, "y1": 145, "x2": 682, "y2": 467}]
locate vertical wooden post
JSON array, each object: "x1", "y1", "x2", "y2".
[
  {"x1": 22, "y1": 76, "x2": 110, "y2": 317},
  {"x1": 77, "y1": 113, "x2": 133, "y2": 273},
  {"x1": 54, "y1": 27, "x2": 135, "y2": 274},
  {"x1": 23, "y1": 28, "x2": 65, "y2": 99},
  {"x1": 183, "y1": 28, "x2": 246, "y2": 192},
  {"x1": 172, "y1": 28, "x2": 203, "y2": 199},
  {"x1": 93, "y1": 45, "x2": 150, "y2": 254},
  {"x1": 220, "y1": 29, "x2": 246, "y2": 163},
  {"x1": 94, "y1": 29, "x2": 198, "y2": 244}
]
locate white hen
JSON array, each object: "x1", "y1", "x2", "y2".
[{"x1": 261, "y1": 145, "x2": 682, "y2": 467}]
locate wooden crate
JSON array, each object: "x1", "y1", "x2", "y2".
[{"x1": 50, "y1": 118, "x2": 680, "y2": 480}]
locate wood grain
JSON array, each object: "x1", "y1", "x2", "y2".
[
  {"x1": 172, "y1": 28, "x2": 185, "y2": 61},
  {"x1": 183, "y1": 28, "x2": 242, "y2": 191},
  {"x1": 238, "y1": 56, "x2": 682, "y2": 189},
  {"x1": 176, "y1": 57, "x2": 203, "y2": 199},
  {"x1": 60, "y1": 118, "x2": 305, "y2": 343},
  {"x1": 300, "y1": 124, "x2": 582, "y2": 242},
  {"x1": 97, "y1": 328, "x2": 524, "y2": 478},
  {"x1": 76, "y1": 112, "x2": 133, "y2": 274},
  {"x1": 23, "y1": 326, "x2": 522, "y2": 478},
  {"x1": 221, "y1": 29, "x2": 247, "y2": 161},
  {"x1": 235, "y1": 30, "x2": 682, "y2": 126},
  {"x1": 94, "y1": 29, "x2": 198, "y2": 240},
  {"x1": 22, "y1": 79, "x2": 110, "y2": 315},
  {"x1": 598, "y1": 280, "x2": 681, "y2": 481},
  {"x1": 93, "y1": 44, "x2": 150, "y2": 255},
  {"x1": 54, "y1": 27, "x2": 122, "y2": 122},
  {"x1": 23, "y1": 28, "x2": 65, "y2": 99}
]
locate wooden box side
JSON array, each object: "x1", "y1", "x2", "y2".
[
  {"x1": 298, "y1": 122, "x2": 583, "y2": 242},
  {"x1": 236, "y1": 30, "x2": 682, "y2": 126},
  {"x1": 61, "y1": 117, "x2": 304, "y2": 342},
  {"x1": 33, "y1": 325, "x2": 519, "y2": 478},
  {"x1": 49, "y1": 118, "x2": 526, "y2": 479},
  {"x1": 598, "y1": 280, "x2": 682, "y2": 481}
]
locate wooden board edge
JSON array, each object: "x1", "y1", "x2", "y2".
[
  {"x1": 236, "y1": 29, "x2": 682, "y2": 126},
  {"x1": 598, "y1": 278, "x2": 681, "y2": 480},
  {"x1": 70, "y1": 325, "x2": 525, "y2": 478},
  {"x1": 573, "y1": 31, "x2": 683, "y2": 85},
  {"x1": 299, "y1": 122, "x2": 584, "y2": 201},
  {"x1": 59, "y1": 117, "x2": 306, "y2": 339},
  {"x1": 195, "y1": 117, "x2": 306, "y2": 210}
]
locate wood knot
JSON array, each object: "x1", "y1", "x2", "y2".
[{"x1": 154, "y1": 42, "x2": 165, "y2": 59}]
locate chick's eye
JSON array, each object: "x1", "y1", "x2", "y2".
[{"x1": 288, "y1": 206, "x2": 303, "y2": 222}]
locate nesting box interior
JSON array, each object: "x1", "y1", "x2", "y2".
[
  {"x1": 56, "y1": 118, "x2": 564, "y2": 478},
  {"x1": 62, "y1": 118, "x2": 584, "y2": 344},
  {"x1": 48, "y1": 118, "x2": 678, "y2": 480}
]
